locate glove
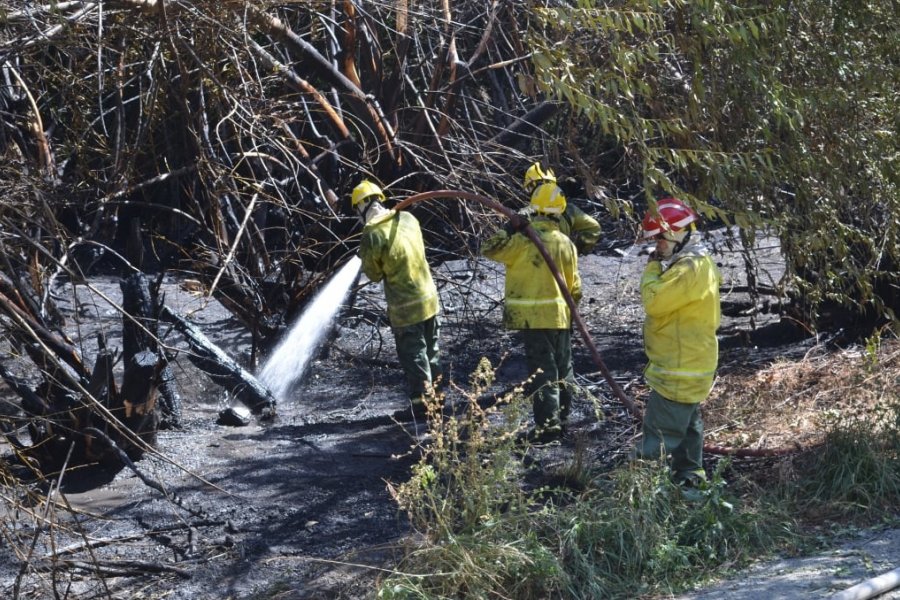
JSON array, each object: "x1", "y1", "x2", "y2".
[{"x1": 503, "y1": 213, "x2": 528, "y2": 235}]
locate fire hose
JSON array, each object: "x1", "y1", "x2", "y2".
[
  {"x1": 394, "y1": 189, "x2": 806, "y2": 458},
  {"x1": 395, "y1": 189, "x2": 638, "y2": 418}
]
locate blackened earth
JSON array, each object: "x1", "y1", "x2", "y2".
[{"x1": 4, "y1": 229, "x2": 895, "y2": 599}]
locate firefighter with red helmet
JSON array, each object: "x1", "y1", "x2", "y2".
[{"x1": 636, "y1": 197, "x2": 721, "y2": 486}]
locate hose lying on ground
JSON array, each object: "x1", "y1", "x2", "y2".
[{"x1": 829, "y1": 566, "x2": 900, "y2": 600}]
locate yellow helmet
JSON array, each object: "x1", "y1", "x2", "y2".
[
  {"x1": 530, "y1": 183, "x2": 566, "y2": 216},
  {"x1": 523, "y1": 162, "x2": 556, "y2": 192},
  {"x1": 350, "y1": 180, "x2": 385, "y2": 208}
]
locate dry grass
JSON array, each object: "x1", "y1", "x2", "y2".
[{"x1": 704, "y1": 336, "x2": 900, "y2": 452}]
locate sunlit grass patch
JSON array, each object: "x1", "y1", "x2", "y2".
[
  {"x1": 706, "y1": 336, "x2": 900, "y2": 523},
  {"x1": 704, "y1": 336, "x2": 900, "y2": 454},
  {"x1": 379, "y1": 357, "x2": 798, "y2": 599}
]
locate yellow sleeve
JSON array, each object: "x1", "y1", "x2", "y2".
[
  {"x1": 570, "y1": 267, "x2": 583, "y2": 304},
  {"x1": 481, "y1": 229, "x2": 523, "y2": 264},
  {"x1": 565, "y1": 205, "x2": 601, "y2": 253},
  {"x1": 640, "y1": 258, "x2": 701, "y2": 317}
]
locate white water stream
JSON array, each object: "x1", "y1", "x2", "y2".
[{"x1": 258, "y1": 255, "x2": 362, "y2": 401}]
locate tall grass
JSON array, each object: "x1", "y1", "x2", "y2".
[
  {"x1": 379, "y1": 358, "x2": 796, "y2": 599},
  {"x1": 380, "y1": 343, "x2": 900, "y2": 598},
  {"x1": 786, "y1": 393, "x2": 900, "y2": 520}
]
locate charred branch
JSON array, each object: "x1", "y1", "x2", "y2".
[{"x1": 160, "y1": 306, "x2": 277, "y2": 416}]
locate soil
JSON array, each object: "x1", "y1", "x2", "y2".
[{"x1": 1, "y1": 227, "x2": 897, "y2": 599}]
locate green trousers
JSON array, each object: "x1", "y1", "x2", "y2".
[
  {"x1": 393, "y1": 315, "x2": 442, "y2": 401},
  {"x1": 522, "y1": 329, "x2": 574, "y2": 429},
  {"x1": 637, "y1": 390, "x2": 705, "y2": 482}
]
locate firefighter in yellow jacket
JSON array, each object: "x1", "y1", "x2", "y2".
[
  {"x1": 522, "y1": 162, "x2": 601, "y2": 255},
  {"x1": 482, "y1": 184, "x2": 582, "y2": 443},
  {"x1": 636, "y1": 197, "x2": 721, "y2": 485},
  {"x1": 352, "y1": 180, "x2": 442, "y2": 416}
]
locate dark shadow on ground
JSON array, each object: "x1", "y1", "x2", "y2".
[{"x1": 3, "y1": 236, "x2": 857, "y2": 600}]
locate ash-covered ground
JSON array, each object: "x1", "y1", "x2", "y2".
[{"x1": 7, "y1": 227, "x2": 879, "y2": 600}]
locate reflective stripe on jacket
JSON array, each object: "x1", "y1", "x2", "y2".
[
  {"x1": 360, "y1": 210, "x2": 439, "y2": 328},
  {"x1": 641, "y1": 243, "x2": 721, "y2": 403},
  {"x1": 482, "y1": 219, "x2": 581, "y2": 330}
]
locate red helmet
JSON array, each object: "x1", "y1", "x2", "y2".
[{"x1": 641, "y1": 197, "x2": 698, "y2": 238}]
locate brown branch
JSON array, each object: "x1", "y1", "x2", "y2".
[
  {"x1": 382, "y1": 0, "x2": 411, "y2": 117},
  {"x1": 466, "y1": 0, "x2": 500, "y2": 67},
  {"x1": 341, "y1": 0, "x2": 363, "y2": 88},
  {"x1": 278, "y1": 122, "x2": 340, "y2": 209},
  {"x1": 436, "y1": 36, "x2": 460, "y2": 138},
  {"x1": 246, "y1": 6, "x2": 398, "y2": 162},
  {"x1": 3, "y1": 62, "x2": 56, "y2": 177},
  {"x1": 245, "y1": 38, "x2": 352, "y2": 141}
]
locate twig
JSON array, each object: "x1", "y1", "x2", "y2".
[
  {"x1": 34, "y1": 558, "x2": 192, "y2": 579},
  {"x1": 208, "y1": 192, "x2": 259, "y2": 299}
]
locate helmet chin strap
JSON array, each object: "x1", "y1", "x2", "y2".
[
  {"x1": 672, "y1": 229, "x2": 691, "y2": 256},
  {"x1": 658, "y1": 229, "x2": 691, "y2": 259}
]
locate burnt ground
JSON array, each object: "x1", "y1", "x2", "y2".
[{"x1": 1, "y1": 228, "x2": 895, "y2": 599}]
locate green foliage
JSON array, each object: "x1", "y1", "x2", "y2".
[
  {"x1": 379, "y1": 360, "x2": 793, "y2": 599},
  {"x1": 382, "y1": 357, "x2": 561, "y2": 598},
  {"x1": 552, "y1": 460, "x2": 783, "y2": 596},
  {"x1": 525, "y1": 0, "x2": 900, "y2": 324},
  {"x1": 390, "y1": 357, "x2": 530, "y2": 536},
  {"x1": 863, "y1": 331, "x2": 883, "y2": 373}
]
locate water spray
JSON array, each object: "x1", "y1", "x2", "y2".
[{"x1": 258, "y1": 255, "x2": 362, "y2": 401}]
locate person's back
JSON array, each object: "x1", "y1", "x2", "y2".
[
  {"x1": 360, "y1": 210, "x2": 439, "y2": 328},
  {"x1": 481, "y1": 184, "x2": 582, "y2": 443},
  {"x1": 482, "y1": 218, "x2": 580, "y2": 329},
  {"x1": 351, "y1": 180, "x2": 443, "y2": 417}
]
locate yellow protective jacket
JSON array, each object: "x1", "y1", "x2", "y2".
[
  {"x1": 560, "y1": 204, "x2": 601, "y2": 255},
  {"x1": 641, "y1": 242, "x2": 721, "y2": 404},
  {"x1": 360, "y1": 210, "x2": 439, "y2": 328},
  {"x1": 482, "y1": 219, "x2": 581, "y2": 330}
]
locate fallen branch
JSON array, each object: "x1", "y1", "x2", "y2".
[
  {"x1": 47, "y1": 519, "x2": 226, "y2": 558},
  {"x1": 160, "y1": 306, "x2": 277, "y2": 415},
  {"x1": 830, "y1": 566, "x2": 900, "y2": 600},
  {"x1": 34, "y1": 558, "x2": 191, "y2": 579},
  {"x1": 703, "y1": 441, "x2": 815, "y2": 457}
]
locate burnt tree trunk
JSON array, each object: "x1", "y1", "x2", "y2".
[
  {"x1": 120, "y1": 271, "x2": 182, "y2": 429},
  {"x1": 160, "y1": 306, "x2": 277, "y2": 416}
]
